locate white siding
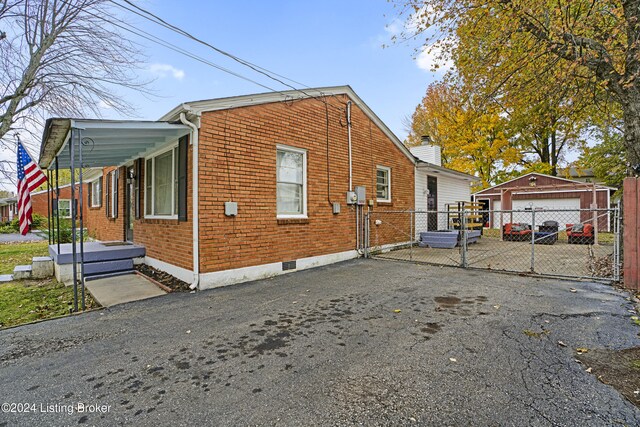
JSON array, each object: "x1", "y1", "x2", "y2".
[{"x1": 415, "y1": 169, "x2": 471, "y2": 230}]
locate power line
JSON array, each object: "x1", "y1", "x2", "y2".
[
  {"x1": 111, "y1": 0, "x2": 312, "y2": 92},
  {"x1": 108, "y1": 0, "x2": 346, "y2": 112},
  {"x1": 76, "y1": 4, "x2": 283, "y2": 94}
]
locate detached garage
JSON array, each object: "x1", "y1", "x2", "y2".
[{"x1": 473, "y1": 173, "x2": 615, "y2": 232}]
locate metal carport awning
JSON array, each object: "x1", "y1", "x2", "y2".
[{"x1": 39, "y1": 118, "x2": 192, "y2": 169}]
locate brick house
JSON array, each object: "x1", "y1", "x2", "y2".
[
  {"x1": 30, "y1": 182, "x2": 91, "y2": 224},
  {"x1": 0, "y1": 196, "x2": 17, "y2": 223},
  {"x1": 39, "y1": 86, "x2": 416, "y2": 289}
]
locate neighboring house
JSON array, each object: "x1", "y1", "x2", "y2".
[
  {"x1": 0, "y1": 196, "x2": 17, "y2": 223},
  {"x1": 39, "y1": 86, "x2": 416, "y2": 289},
  {"x1": 472, "y1": 172, "x2": 615, "y2": 231},
  {"x1": 31, "y1": 182, "x2": 90, "y2": 222},
  {"x1": 410, "y1": 137, "x2": 477, "y2": 230}
]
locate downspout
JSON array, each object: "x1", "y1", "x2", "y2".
[
  {"x1": 180, "y1": 110, "x2": 200, "y2": 290},
  {"x1": 347, "y1": 101, "x2": 353, "y2": 191}
]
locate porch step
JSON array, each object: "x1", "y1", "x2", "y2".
[
  {"x1": 13, "y1": 265, "x2": 32, "y2": 280},
  {"x1": 84, "y1": 270, "x2": 135, "y2": 281},
  {"x1": 0, "y1": 274, "x2": 14, "y2": 283},
  {"x1": 84, "y1": 259, "x2": 134, "y2": 276},
  {"x1": 32, "y1": 256, "x2": 53, "y2": 279}
]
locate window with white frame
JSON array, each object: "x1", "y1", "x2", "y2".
[
  {"x1": 376, "y1": 166, "x2": 391, "y2": 202},
  {"x1": 110, "y1": 170, "x2": 118, "y2": 218},
  {"x1": 145, "y1": 145, "x2": 179, "y2": 218},
  {"x1": 276, "y1": 145, "x2": 307, "y2": 217},
  {"x1": 58, "y1": 199, "x2": 71, "y2": 218},
  {"x1": 91, "y1": 178, "x2": 102, "y2": 207}
]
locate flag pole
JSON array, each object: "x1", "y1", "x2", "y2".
[{"x1": 70, "y1": 129, "x2": 78, "y2": 313}]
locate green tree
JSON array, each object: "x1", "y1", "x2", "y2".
[
  {"x1": 406, "y1": 81, "x2": 521, "y2": 189},
  {"x1": 392, "y1": 0, "x2": 640, "y2": 170}
]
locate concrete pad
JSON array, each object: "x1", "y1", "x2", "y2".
[
  {"x1": 0, "y1": 274, "x2": 13, "y2": 282},
  {"x1": 85, "y1": 273, "x2": 165, "y2": 307}
]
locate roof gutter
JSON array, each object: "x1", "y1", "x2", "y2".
[{"x1": 179, "y1": 107, "x2": 201, "y2": 290}]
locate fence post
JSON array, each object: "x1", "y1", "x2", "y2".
[
  {"x1": 364, "y1": 212, "x2": 369, "y2": 258},
  {"x1": 614, "y1": 203, "x2": 621, "y2": 282},
  {"x1": 530, "y1": 210, "x2": 535, "y2": 273},
  {"x1": 409, "y1": 211, "x2": 413, "y2": 261},
  {"x1": 461, "y1": 210, "x2": 468, "y2": 268}
]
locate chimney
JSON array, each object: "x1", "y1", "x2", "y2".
[{"x1": 410, "y1": 135, "x2": 442, "y2": 166}]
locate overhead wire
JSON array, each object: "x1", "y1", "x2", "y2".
[{"x1": 108, "y1": 0, "x2": 347, "y2": 113}]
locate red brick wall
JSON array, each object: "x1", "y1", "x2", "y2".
[
  {"x1": 623, "y1": 177, "x2": 639, "y2": 290},
  {"x1": 196, "y1": 95, "x2": 415, "y2": 274},
  {"x1": 30, "y1": 184, "x2": 89, "y2": 224},
  {"x1": 85, "y1": 168, "x2": 125, "y2": 241},
  {"x1": 84, "y1": 165, "x2": 194, "y2": 271},
  {"x1": 134, "y1": 151, "x2": 193, "y2": 271}
]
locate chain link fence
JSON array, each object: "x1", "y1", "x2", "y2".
[{"x1": 365, "y1": 207, "x2": 621, "y2": 282}]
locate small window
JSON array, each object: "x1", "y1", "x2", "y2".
[
  {"x1": 91, "y1": 178, "x2": 102, "y2": 207},
  {"x1": 376, "y1": 166, "x2": 391, "y2": 202},
  {"x1": 145, "y1": 145, "x2": 178, "y2": 218},
  {"x1": 276, "y1": 145, "x2": 307, "y2": 217},
  {"x1": 58, "y1": 199, "x2": 71, "y2": 218}
]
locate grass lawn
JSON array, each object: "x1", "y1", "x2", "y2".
[
  {"x1": 0, "y1": 241, "x2": 49, "y2": 274},
  {"x1": 0, "y1": 241, "x2": 98, "y2": 329},
  {"x1": 0, "y1": 279, "x2": 98, "y2": 328}
]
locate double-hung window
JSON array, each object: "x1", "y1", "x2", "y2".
[
  {"x1": 276, "y1": 145, "x2": 307, "y2": 218},
  {"x1": 376, "y1": 166, "x2": 391, "y2": 202},
  {"x1": 58, "y1": 199, "x2": 71, "y2": 218},
  {"x1": 145, "y1": 145, "x2": 179, "y2": 218},
  {"x1": 91, "y1": 178, "x2": 102, "y2": 207}
]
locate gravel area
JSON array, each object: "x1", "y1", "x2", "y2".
[{"x1": 0, "y1": 259, "x2": 638, "y2": 426}]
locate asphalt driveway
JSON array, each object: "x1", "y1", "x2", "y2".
[{"x1": 0, "y1": 259, "x2": 638, "y2": 426}]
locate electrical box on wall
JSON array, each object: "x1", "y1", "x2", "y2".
[
  {"x1": 346, "y1": 191, "x2": 357, "y2": 205},
  {"x1": 355, "y1": 186, "x2": 366, "y2": 206},
  {"x1": 224, "y1": 201, "x2": 238, "y2": 216},
  {"x1": 332, "y1": 202, "x2": 341, "y2": 214}
]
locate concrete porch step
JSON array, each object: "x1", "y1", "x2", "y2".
[
  {"x1": 32, "y1": 256, "x2": 53, "y2": 279},
  {"x1": 13, "y1": 265, "x2": 32, "y2": 280},
  {"x1": 83, "y1": 259, "x2": 134, "y2": 276},
  {"x1": 0, "y1": 274, "x2": 14, "y2": 282}
]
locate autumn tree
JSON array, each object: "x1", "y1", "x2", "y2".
[
  {"x1": 0, "y1": 0, "x2": 147, "y2": 184},
  {"x1": 392, "y1": 0, "x2": 640, "y2": 170},
  {"x1": 407, "y1": 81, "x2": 521, "y2": 188}
]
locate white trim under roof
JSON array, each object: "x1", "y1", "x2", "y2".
[
  {"x1": 159, "y1": 85, "x2": 416, "y2": 164},
  {"x1": 39, "y1": 119, "x2": 191, "y2": 169}
]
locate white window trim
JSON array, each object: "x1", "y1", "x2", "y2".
[
  {"x1": 110, "y1": 171, "x2": 117, "y2": 218},
  {"x1": 276, "y1": 144, "x2": 307, "y2": 219},
  {"x1": 376, "y1": 165, "x2": 391, "y2": 203},
  {"x1": 58, "y1": 199, "x2": 72, "y2": 219},
  {"x1": 91, "y1": 178, "x2": 102, "y2": 208},
  {"x1": 144, "y1": 143, "x2": 179, "y2": 220}
]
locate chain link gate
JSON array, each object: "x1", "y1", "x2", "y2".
[{"x1": 365, "y1": 205, "x2": 621, "y2": 282}]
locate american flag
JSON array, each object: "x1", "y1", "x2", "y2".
[{"x1": 17, "y1": 142, "x2": 48, "y2": 235}]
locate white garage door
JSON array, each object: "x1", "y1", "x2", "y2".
[{"x1": 512, "y1": 198, "x2": 581, "y2": 228}]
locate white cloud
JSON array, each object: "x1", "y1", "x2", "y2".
[
  {"x1": 148, "y1": 63, "x2": 185, "y2": 80},
  {"x1": 416, "y1": 45, "x2": 454, "y2": 74}
]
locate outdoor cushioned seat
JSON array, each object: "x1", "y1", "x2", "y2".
[
  {"x1": 566, "y1": 223, "x2": 594, "y2": 245},
  {"x1": 502, "y1": 223, "x2": 532, "y2": 242}
]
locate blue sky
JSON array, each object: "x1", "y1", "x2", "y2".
[
  {"x1": 0, "y1": 0, "x2": 442, "y2": 192},
  {"x1": 107, "y1": 0, "x2": 440, "y2": 138}
]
